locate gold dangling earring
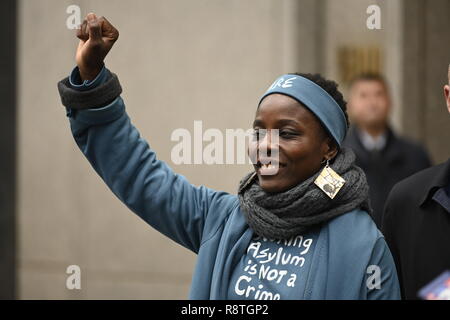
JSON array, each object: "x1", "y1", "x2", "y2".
[{"x1": 314, "y1": 158, "x2": 346, "y2": 199}]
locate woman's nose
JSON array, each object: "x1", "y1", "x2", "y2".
[{"x1": 258, "y1": 129, "x2": 279, "y2": 157}]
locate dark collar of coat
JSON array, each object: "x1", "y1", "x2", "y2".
[
  {"x1": 345, "y1": 125, "x2": 401, "y2": 164},
  {"x1": 419, "y1": 158, "x2": 450, "y2": 207}
]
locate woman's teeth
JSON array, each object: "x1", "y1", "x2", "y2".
[{"x1": 258, "y1": 162, "x2": 281, "y2": 175}]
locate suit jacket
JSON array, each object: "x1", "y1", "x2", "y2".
[
  {"x1": 382, "y1": 159, "x2": 450, "y2": 299},
  {"x1": 343, "y1": 126, "x2": 431, "y2": 228}
]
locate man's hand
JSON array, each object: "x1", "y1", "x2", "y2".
[{"x1": 76, "y1": 13, "x2": 119, "y2": 81}]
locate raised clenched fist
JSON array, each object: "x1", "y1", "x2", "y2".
[{"x1": 76, "y1": 13, "x2": 119, "y2": 81}]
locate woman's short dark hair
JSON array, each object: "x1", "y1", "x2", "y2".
[{"x1": 291, "y1": 73, "x2": 350, "y2": 129}]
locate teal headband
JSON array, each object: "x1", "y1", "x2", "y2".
[{"x1": 259, "y1": 74, "x2": 347, "y2": 146}]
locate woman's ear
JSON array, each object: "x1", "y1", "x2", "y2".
[{"x1": 323, "y1": 137, "x2": 339, "y2": 161}]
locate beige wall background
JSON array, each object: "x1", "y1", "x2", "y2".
[
  {"x1": 323, "y1": 0, "x2": 404, "y2": 132},
  {"x1": 17, "y1": 0, "x2": 449, "y2": 299}
]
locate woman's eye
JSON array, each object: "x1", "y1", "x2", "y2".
[
  {"x1": 280, "y1": 131, "x2": 297, "y2": 138},
  {"x1": 252, "y1": 129, "x2": 297, "y2": 140}
]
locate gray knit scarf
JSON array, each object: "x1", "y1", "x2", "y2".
[{"x1": 238, "y1": 147, "x2": 371, "y2": 240}]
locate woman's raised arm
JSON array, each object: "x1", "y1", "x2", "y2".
[{"x1": 57, "y1": 13, "x2": 237, "y2": 253}]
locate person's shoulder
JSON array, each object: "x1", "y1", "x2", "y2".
[
  {"x1": 328, "y1": 209, "x2": 382, "y2": 243},
  {"x1": 388, "y1": 162, "x2": 445, "y2": 203},
  {"x1": 330, "y1": 208, "x2": 374, "y2": 224}
]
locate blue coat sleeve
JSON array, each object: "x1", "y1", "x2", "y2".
[
  {"x1": 66, "y1": 95, "x2": 237, "y2": 254},
  {"x1": 365, "y1": 237, "x2": 401, "y2": 300}
]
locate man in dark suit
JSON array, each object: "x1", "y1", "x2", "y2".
[
  {"x1": 343, "y1": 74, "x2": 431, "y2": 228},
  {"x1": 382, "y1": 65, "x2": 450, "y2": 299}
]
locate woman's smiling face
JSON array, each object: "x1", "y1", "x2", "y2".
[{"x1": 250, "y1": 93, "x2": 337, "y2": 193}]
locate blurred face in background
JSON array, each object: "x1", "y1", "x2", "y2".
[{"x1": 347, "y1": 79, "x2": 391, "y2": 131}]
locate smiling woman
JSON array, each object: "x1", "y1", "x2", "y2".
[
  {"x1": 57, "y1": 13, "x2": 400, "y2": 300},
  {"x1": 251, "y1": 93, "x2": 334, "y2": 192}
]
